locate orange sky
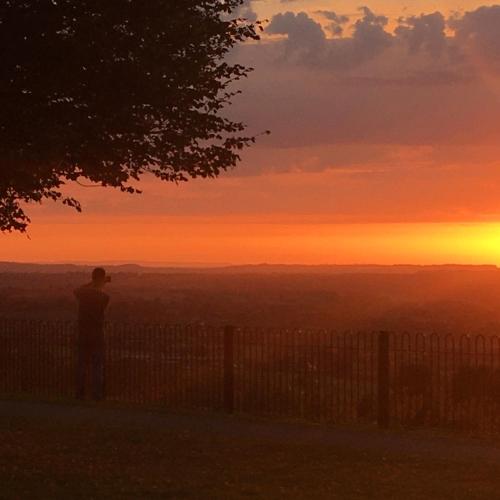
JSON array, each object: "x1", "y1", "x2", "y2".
[
  {"x1": 3, "y1": 215, "x2": 500, "y2": 265},
  {"x1": 3, "y1": 0, "x2": 500, "y2": 265}
]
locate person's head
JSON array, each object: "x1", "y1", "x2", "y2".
[{"x1": 91, "y1": 267, "x2": 109, "y2": 287}]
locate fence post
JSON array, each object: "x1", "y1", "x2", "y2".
[
  {"x1": 223, "y1": 325, "x2": 235, "y2": 414},
  {"x1": 377, "y1": 331, "x2": 390, "y2": 429}
]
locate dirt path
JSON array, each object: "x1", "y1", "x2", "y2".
[
  {"x1": 3, "y1": 399, "x2": 500, "y2": 498},
  {"x1": 1, "y1": 399, "x2": 499, "y2": 463}
]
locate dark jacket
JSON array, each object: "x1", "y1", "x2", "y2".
[{"x1": 74, "y1": 283, "x2": 110, "y2": 350}]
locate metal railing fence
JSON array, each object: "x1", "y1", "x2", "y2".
[{"x1": 1, "y1": 319, "x2": 500, "y2": 433}]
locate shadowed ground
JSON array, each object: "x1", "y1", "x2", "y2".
[{"x1": 1, "y1": 400, "x2": 500, "y2": 499}]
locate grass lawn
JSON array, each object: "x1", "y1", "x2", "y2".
[{"x1": 0, "y1": 401, "x2": 500, "y2": 499}]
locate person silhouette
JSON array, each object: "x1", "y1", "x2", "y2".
[{"x1": 74, "y1": 267, "x2": 110, "y2": 400}]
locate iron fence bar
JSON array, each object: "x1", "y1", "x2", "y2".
[
  {"x1": 377, "y1": 331, "x2": 390, "y2": 429},
  {"x1": 223, "y1": 325, "x2": 235, "y2": 414}
]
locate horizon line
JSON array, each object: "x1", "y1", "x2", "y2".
[{"x1": 1, "y1": 260, "x2": 499, "y2": 269}]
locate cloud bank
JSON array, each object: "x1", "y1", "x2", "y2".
[{"x1": 226, "y1": 3, "x2": 500, "y2": 166}]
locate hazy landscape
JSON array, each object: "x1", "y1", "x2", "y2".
[{"x1": 2, "y1": 262, "x2": 500, "y2": 335}]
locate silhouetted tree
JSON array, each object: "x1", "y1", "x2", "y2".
[{"x1": 0, "y1": 0, "x2": 262, "y2": 231}]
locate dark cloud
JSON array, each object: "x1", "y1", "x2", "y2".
[
  {"x1": 315, "y1": 10, "x2": 349, "y2": 37},
  {"x1": 234, "y1": 0, "x2": 258, "y2": 22},
  {"x1": 347, "y1": 7, "x2": 393, "y2": 64},
  {"x1": 450, "y1": 5, "x2": 500, "y2": 71},
  {"x1": 264, "y1": 5, "x2": 500, "y2": 74},
  {"x1": 267, "y1": 11, "x2": 326, "y2": 63},
  {"x1": 267, "y1": 8, "x2": 393, "y2": 69},
  {"x1": 395, "y1": 12, "x2": 447, "y2": 57}
]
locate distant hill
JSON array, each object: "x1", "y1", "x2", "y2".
[
  {"x1": 0, "y1": 261, "x2": 497, "y2": 275},
  {"x1": 214, "y1": 264, "x2": 499, "y2": 275},
  {"x1": 0, "y1": 262, "x2": 170, "y2": 274}
]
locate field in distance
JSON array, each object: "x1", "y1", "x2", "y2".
[{"x1": 1, "y1": 262, "x2": 500, "y2": 334}]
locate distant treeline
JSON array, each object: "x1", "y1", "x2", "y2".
[{"x1": 2, "y1": 268, "x2": 500, "y2": 334}]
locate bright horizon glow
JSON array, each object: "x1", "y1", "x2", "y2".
[{"x1": 2, "y1": 219, "x2": 500, "y2": 266}]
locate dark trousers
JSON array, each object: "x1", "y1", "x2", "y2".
[{"x1": 76, "y1": 346, "x2": 104, "y2": 401}]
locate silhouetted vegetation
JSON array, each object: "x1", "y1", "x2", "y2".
[{"x1": 0, "y1": 0, "x2": 262, "y2": 231}]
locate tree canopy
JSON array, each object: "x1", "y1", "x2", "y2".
[{"x1": 0, "y1": 0, "x2": 261, "y2": 231}]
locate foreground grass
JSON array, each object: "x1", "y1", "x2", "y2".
[{"x1": 1, "y1": 405, "x2": 500, "y2": 499}]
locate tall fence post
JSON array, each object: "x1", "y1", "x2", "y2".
[
  {"x1": 377, "y1": 331, "x2": 390, "y2": 429},
  {"x1": 224, "y1": 325, "x2": 235, "y2": 414}
]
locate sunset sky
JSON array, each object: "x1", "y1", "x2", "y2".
[{"x1": 3, "y1": 0, "x2": 500, "y2": 265}]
